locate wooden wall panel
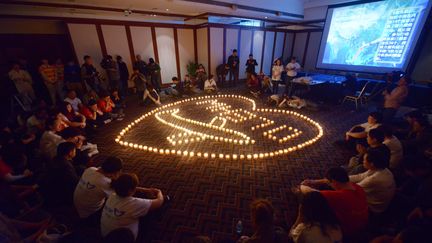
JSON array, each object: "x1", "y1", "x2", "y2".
[
  {"x1": 67, "y1": 23, "x2": 105, "y2": 77},
  {"x1": 130, "y1": 26, "x2": 155, "y2": 62},
  {"x1": 101, "y1": 25, "x2": 133, "y2": 85},
  {"x1": 283, "y1": 33, "x2": 295, "y2": 62},
  {"x1": 225, "y1": 28, "x2": 239, "y2": 63},
  {"x1": 177, "y1": 28, "x2": 195, "y2": 79},
  {"x1": 262, "y1": 31, "x2": 275, "y2": 75},
  {"x1": 209, "y1": 27, "x2": 224, "y2": 77},
  {"x1": 292, "y1": 32, "x2": 308, "y2": 66},
  {"x1": 273, "y1": 32, "x2": 285, "y2": 61},
  {"x1": 196, "y1": 27, "x2": 209, "y2": 72},
  {"x1": 252, "y1": 30, "x2": 264, "y2": 73},
  {"x1": 155, "y1": 27, "x2": 177, "y2": 84},
  {"x1": 239, "y1": 29, "x2": 253, "y2": 79}
]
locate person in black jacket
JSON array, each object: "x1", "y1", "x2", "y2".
[
  {"x1": 227, "y1": 49, "x2": 239, "y2": 87},
  {"x1": 40, "y1": 142, "x2": 79, "y2": 206},
  {"x1": 116, "y1": 56, "x2": 129, "y2": 97},
  {"x1": 245, "y1": 54, "x2": 258, "y2": 80}
]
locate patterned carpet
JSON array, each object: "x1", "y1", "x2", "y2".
[{"x1": 90, "y1": 89, "x2": 370, "y2": 243}]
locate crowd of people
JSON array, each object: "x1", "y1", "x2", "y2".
[{"x1": 2, "y1": 49, "x2": 432, "y2": 243}]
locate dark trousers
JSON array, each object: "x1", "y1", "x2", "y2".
[
  {"x1": 285, "y1": 76, "x2": 295, "y2": 96},
  {"x1": 271, "y1": 80, "x2": 279, "y2": 94},
  {"x1": 229, "y1": 69, "x2": 239, "y2": 86},
  {"x1": 218, "y1": 75, "x2": 226, "y2": 87}
]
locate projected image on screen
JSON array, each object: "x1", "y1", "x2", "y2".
[{"x1": 317, "y1": 0, "x2": 431, "y2": 73}]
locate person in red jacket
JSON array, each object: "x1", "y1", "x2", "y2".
[
  {"x1": 247, "y1": 73, "x2": 261, "y2": 98},
  {"x1": 97, "y1": 91, "x2": 117, "y2": 119},
  {"x1": 299, "y1": 167, "x2": 369, "y2": 238}
]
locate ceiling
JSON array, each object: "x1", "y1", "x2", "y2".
[{"x1": 0, "y1": 0, "x2": 308, "y2": 23}]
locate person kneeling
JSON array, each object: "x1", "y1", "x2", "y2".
[{"x1": 101, "y1": 173, "x2": 164, "y2": 240}]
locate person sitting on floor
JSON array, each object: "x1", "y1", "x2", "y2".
[
  {"x1": 98, "y1": 90, "x2": 118, "y2": 119},
  {"x1": 74, "y1": 156, "x2": 123, "y2": 224},
  {"x1": 0, "y1": 213, "x2": 51, "y2": 243},
  {"x1": 110, "y1": 89, "x2": 125, "y2": 119},
  {"x1": 59, "y1": 102, "x2": 86, "y2": 129},
  {"x1": 289, "y1": 191, "x2": 342, "y2": 243},
  {"x1": 247, "y1": 73, "x2": 261, "y2": 98},
  {"x1": 143, "y1": 83, "x2": 161, "y2": 106},
  {"x1": 80, "y1": 99, "x2": 111, "y2": 127},
  {"x1": 238, "y1": 199, "x2": 288, "y2": 243},
  {"x1": 345, "y1": 111, "x2": 382, "y2": 141},
  {"x1": 64, "y1": 90, "x2": 83, "y2": 112},
  {"x1": 82, "y1": 89, "x2": 99, "y2": 106},
  {"x1": 381, "y1": 125, "x2": 403, "y2": 173},
  {"x1": 39, "y1": 117, "x2": 65, "y2": 159},
  {"x1": 349, "y1": 148, "x2": 396, "y2": 214},
  {"x1": 100, "y1": 173, "x2": 165, "y2": 240},
  {"x1": 204, "y1": 75, "x2": 217, "y2": 94},
  {"x1": 300, "y1": 167, "x2": 368, "y2": 238},
  {"x1": 26, "y1": 108, "x2": 48, "y2": 136},
  {"x1": 40, "y1": 142, "x2": 79, "y2": 206},
  {"x1": 402, "y1": 115, "x2": 432, "y2": 157},
  {"x1": 165, "y1": 77, "x2": 183, "y2": 97},
  {"x1": 345, "y1": 139, "x2": 369, "y2": 175}
]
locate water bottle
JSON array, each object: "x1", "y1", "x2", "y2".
[{"x1": 236, "y1": 220, "x2": 243, "y2": 235}]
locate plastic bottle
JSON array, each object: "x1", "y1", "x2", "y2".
[{"x1": 236, "y1": 220, "x2": 243, "y2": 235}]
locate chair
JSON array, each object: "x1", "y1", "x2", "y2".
[
  {"x1": 342, "y1": 81, "x2": 370, "y2": 109},
  {"x1": 356, "y1": 81, "x2": 382, "y2": 104}
]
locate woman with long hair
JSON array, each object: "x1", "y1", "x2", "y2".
[
  {"x1": 290, "y1": 191, "x2": 342, "y2": 243},
  {"x1": 271, "y1": 59, "x2": 284, "y2": 94},
  {"x1": 238, "y1": 199, "x2": 287, "y2": 243}
]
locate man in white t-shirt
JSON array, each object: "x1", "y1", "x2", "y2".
[
  {"x1": 349, "y1": 149, "x2": 396, "y2": 213},
  {"x1": 39, "y1": 117, "x2": 65, "y2": 159},
  {"x1": 382, "y1": 126, "x2": 403, "y2": 172},
  {"x1": 101, "y1": 173, "x2": 165, "y2": 240},
  {"x1": 346, "y1": 112, "x2": 382, "y2": 140},
  {"x1": 285, "y1": 57, "x2": 301, "y2": 95},
  {"x1": 74, "y1": 156, "x2": 123, "y2": 222},
  {"x1": 64, "y1": 90, "x2": 82, "y2": 112}
]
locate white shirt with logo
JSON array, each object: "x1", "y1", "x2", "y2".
[
  {"x1": 74, "y1": 167, "x2": 113, "y2": 218},
  {"x1": 101, "y1": 194, "x2": 152, "y2": 239}
]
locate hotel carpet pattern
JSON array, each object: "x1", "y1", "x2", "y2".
[{"x1": 90, "y1": 92, "x2": 369, "y2": 243}]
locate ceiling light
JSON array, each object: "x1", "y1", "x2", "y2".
[
  {"x1": 264, "y1": 16, "x2": 268, "y2": 19},
  {"x1": 166, "y1": 8, "x2": 169, "y2": 11}
]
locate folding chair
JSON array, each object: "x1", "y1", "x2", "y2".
[{"x1": 342, "y1": 81, "x2": 370, "y2": 109}]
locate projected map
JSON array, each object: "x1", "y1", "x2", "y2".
[{"x1": 322, "y1": 0, "x2": 430, "y2": 69}]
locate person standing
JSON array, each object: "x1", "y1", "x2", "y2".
[
  {"x1": 116, "y1": 56, "x2": 129, "y2": 97},
  {"x1": 39, "y1": 59, "x2": 59, "y2": 106},
  {"x1": 64, "y1": 60, "x2": 83, "y2": 96},
  {"x1": 101, "y1": 55, "x2": 120, "y2": 91},
  {"x1": 55, "y1": 58, "x2": 65, "y2": 100},
  {"x1": 81, "y1": 55, "x2": 100, "y2": 92},
  {"x1": 130, "y1": 67, "x2": 147, "y2": 101},
  {"x1": 285, "y1": 57, "x2": 301, "y2": 96},
  {"x1": 147, "y1": 58, "x2": 161, "y2": 92},
  {"x1": 271, "y1": 59, "x2": 284, "y2": 94},
  {"x1": 8, "y1": 63, "x2": 36, "y2": 102},
  {"x1": 382, "y1": 76, "x2": 409, "y2": 123},
  {"x1": 133, "y1": 55, "x2": 147, "y2": 76},
  {"x1": 227, "y1": 49, "x2": 239, "y2": 87},
  {"x1": 245, "y1": 54, "x2": 258, "y2": 80}
]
